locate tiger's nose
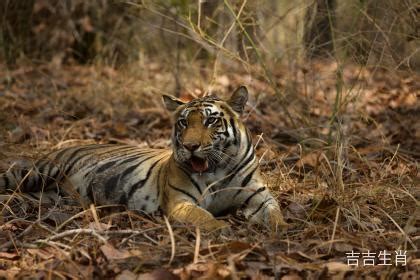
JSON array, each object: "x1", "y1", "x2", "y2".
[{"x1": 183, "y1": 142, "x2": 200, "y2": 151}]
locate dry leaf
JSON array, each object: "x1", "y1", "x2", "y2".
[
  {"x1": 116, "y1": 270, "x2": 137, "y2": 280},
  {"x1": 324, "y1": 262, "x2": 351, "y2": 272},
  {"x1": 100, "y1": 243, "x2": 135, "y2": 261},
  {"x1": 281, "y1": 273, "x2": 303, "y2": 280},
  {"x1": 0, "y1": 252, "x2": 19, "y2": 260},
  {"x1": 333, "y1": 243, "x2": 353, "y2": 253},
  {"x1": 27, "y1": 248, "x2": 54, "y2": 260},
  {"x1": 88, "y1": 222, "x2": 112, "y2": 231},
  {"x1": 139, "y1": 269, "x2": 179, "y2": 280},
  {"x1": 297, "y1": 151, "x2": 324, "y2": 168}
]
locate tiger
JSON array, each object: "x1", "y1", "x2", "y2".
[{"x1": 0, "y1": 86, "x2": 287, "y2": 232}]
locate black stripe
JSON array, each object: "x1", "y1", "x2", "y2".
[
  {"x1": 19, "y1": 168, "x2": 26, "y2": 179},
  {"x1": 27, "y1": 192, "x2": 40, "y2": 200},
  {"x1": 103, "y1": 174, "x2": 121, "y2": 198},
  {"x1": 65, "y1": 146, "x2": 138, "y2": 175},
  {"x1": 82, "y1": 150, "x2": 154, "y2": 179},
  {"x1": 179, "y1": 166, "x2": 202, "y2": 195},
  {"x1": 222, "y1": 118, "x2": 229, "y2": 136},
  {"x1": 37, "y1": 167, "x2": 51, "y2": 189},
  {"x1": 236, "y1": 153, "x2": 255, "y2": 174},
  {"x1": 233, "y1": 165, "x2": 258, "y2": 198},
  {"x1": 238, "y1": 133, "x2": 253, "y2": 166},
  {"x1": 62, "y1": 146, "x2": 99, "y2": 174},
  {"x1": 63, "y1": 153, "x2": 91, "y2": 175},
  {"x1": 20, "y1": 169, "x2": 33, "y2": 191},
  {"x1": 220, "y1": 141, "x2": 234, "y2": 168},
  {"x1": 249, "y1": 198, "x2": 273, "y2": 218},
  {"x1": 42, "y1": 165, "x2": 61, "y2": 189},
  {"x1": 95, "y1": 145, "x2": 148, "y2": 159},
  {"x1": 52, "y1": 144, "x2": 107, "y2": 162},
  {"x1": 230, "y1": 131, "x2": 255, "y2": 172},
  {"x1": 241, "y1": 187, "x2": 266, "y2": 208},
  {"x1": 241, "y1": 165, "x2": 257, "y2": 187},
  {"x1": 2, "y1": 174, "x2": 10, "y2": 187},
  {"x1": 126, "y1": 156, "x2": 166, "y2": 198},
  {"x1": 92, "y1": 146, "x2": 142, "y2": 160},
  {"x1": 245, "y1": 128, "x2": 252, "y2": 144},
  {"x1": 190, "y1": 177, "x2": 202, "y2": 195},
  {"x1": 66, "y1": 145, "x2": 101, "y2": 157},
  {"x1": 223, "y1": 139, "x2": 254, "y2": 186},
  {"x1": 96, "y1": 159, "x2": 118, "y2": 173},
  {"x1": 118, "y1": 154, "x2": 144, "y2": 165},
  {"x1": 33, "y1": 159, "x2": 51, "y2": 189},
  {"x1": 223, "y1": 106, "x2": 237, "y2": 120},
  {"x1": 203, "y1": 101, "x2": 216, "y2": 105},
  {"x1": 119, "y1": 163, "x2": 140, "y2": 180},
  {"x1": 168, "y1": 183, "x2": 198, "y2": 204},
  {"x1": 19, "y1": 168, "x2": 34, "y2": 192},
  {"x1": 103, "y1": 163, "x2": 135, "y2": 198},
  {"x1": 121, "y1": 155, "x2": 156, "y2": 178},
  {"x1": 156, "y1": 165, "x2": 164, "y2": 199},
  {"x1": 51, "y1": 148, "x2": 70, "y2": 162},
  {"x1": 37, "y1": 159, "x2": 51, "y2": 175},
  {"x1": 222, "y1": 140, "x2": 232, "y2": 151},
  {"x1": 118, "y1": 193, "x2": 128, "y2": 205},
  {"x1": 86, "y1": 183, "x2": 95, "y2": 203},
  {"x1": 103, "y1": 154, "x2": 160, "y2": 198}
]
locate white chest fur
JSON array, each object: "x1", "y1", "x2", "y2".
[{"x1": 191, "y1": 168, "x2": 238, "y2": 214}]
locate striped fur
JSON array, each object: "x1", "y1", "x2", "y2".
[{"x1": 0, "y1": 86, "x2": 287, "y2": 232}]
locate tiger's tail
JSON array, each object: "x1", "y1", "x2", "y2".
[{"x1": 0, "y1": 158, "x2": 62, "y2": 193}]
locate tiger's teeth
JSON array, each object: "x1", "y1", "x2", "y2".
[{"x1": 191, "y1": 156, "x2": 208, "y2": 173}]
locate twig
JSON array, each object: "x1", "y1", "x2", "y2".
[
  {"x1": 120, "y1": 226, "x2": 164, "y2": 246},
  {"x1": 163, "y1": 215, "x2": 176, "y2": 265},
  {"x1": 193, "y1": 226, "x2": 201, "y2": 264},
  {"x1": 39, "y1": 228, "x2": 108, "y2": 243},
  {"x1": 328, "y1": 206, "x2": 340, "y2": 254}
]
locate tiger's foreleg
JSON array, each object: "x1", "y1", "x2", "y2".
[
  {"x1": 241, "y1": 185, "x2": 288, "y2": 233},
  {"x1": 167, "y1": 200, "x2": 229, "y2": 231}
]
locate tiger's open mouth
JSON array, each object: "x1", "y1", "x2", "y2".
[{"x1": 190, "y1": 156, "x2": 209, "y2": 173}]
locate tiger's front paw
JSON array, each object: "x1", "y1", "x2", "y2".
[
  {"x1": 268, "y1": 208, "x2": 288, "y2": 233},
  {"x1": 201, "y1": 219, "x2": 230, "y2": 232}
]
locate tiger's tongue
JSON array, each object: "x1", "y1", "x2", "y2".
[{"x1": 191, "y1": 157, "x2": 208, "y2": 173}]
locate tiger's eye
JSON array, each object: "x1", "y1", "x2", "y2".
[
  {"x1": 205, "y1": 117, "x2": 218, "y2": 126},
  {"x1": 178, "y1": 119, "x2": 187, "y2": 127}
]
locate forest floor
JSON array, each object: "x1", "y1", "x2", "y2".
[{"x1": 0, "y1": 60, "x2": 418, "y2": 279}]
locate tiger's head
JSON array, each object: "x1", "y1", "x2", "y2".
[{"x1": 163, "y1": 86, "x2": 249, "y2": 173}]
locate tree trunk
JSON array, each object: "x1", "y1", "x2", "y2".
[
  {"x1": 304, "y1": 0, "x2": 336, "y2": 58},
  {"x1": 0, "y1": 0, "x2": 35, "y2": 66}
]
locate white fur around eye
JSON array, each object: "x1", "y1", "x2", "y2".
[{"x1": 205, "y1": 117, "x2": 218, "y2": 126}]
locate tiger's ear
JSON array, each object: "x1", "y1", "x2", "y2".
[
  {"x1": 162, "y1": 94, "x2": 186, "y2": 111},
  {"x1": 228, "y1": 86, "x2": 248, "y2": 114}
]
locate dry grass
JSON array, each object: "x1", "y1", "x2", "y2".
[{"x1": 0, "y1": 58, "x2": 419, "y2": 279}]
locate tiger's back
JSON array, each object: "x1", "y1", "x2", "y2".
[{"x1": 0, "y1": 144, "x2": 172, "y2": 213}]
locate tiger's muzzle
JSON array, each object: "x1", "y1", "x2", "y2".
[{"x1": 182, "y1": 142, "x2": 209, "y2": 173}]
